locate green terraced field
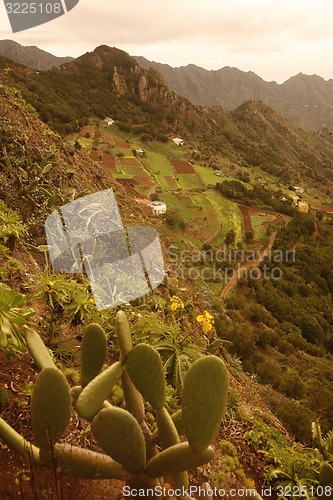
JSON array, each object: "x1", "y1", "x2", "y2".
[
  {"x1": 160, "y1": 193, "x2": 194, "y2": 222},
  {"x1": 140, "y1": 151, "x2": 175, "y2": 189},
  {"x1": 176, "y1": 173, "x2": 204, "y2": 190},
  {"x1": 250, "y1": 214, "x2": 271, "y2": 241},
  {"x1": 204, "y1": 191, "x2": 245, "y2": 245}
]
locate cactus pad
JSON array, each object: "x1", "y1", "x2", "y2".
[
  {"x1": 115, "y1": 310, "x2": 133, "y2": 362},
  {"x1": 26, "y1": 329, "x2": 56, "y2": 371},
  {"x1": 320, "y1": 462, "x2": 333, "y2": 486},
  {"x1": 146, "y1": 442, "x2": 214, "y2": 477},
  {"x1": 92, "y1": 407, "x2": 146, "y2": 472},
  {"x1": 182, "y1": 355, "x2": 228, "y2": 452},
  {"x1": 31, "y1": 367, "x2": 71, "y2": 450},
  {"x1": 156, "y1": 407, "x2": 180, "y2": 450},
  {"x1": 126, "y1": 343, "x2": 166, "y2": 409},
  {"x1": 76, "y1": 361, "x2": 122, "y2": 421},
  {"x1": 121, "y1": 368, "x2": 145, "y2": 423},
  {"x1": 81, "y1": 323, "x2": 107, "y2": 387},
  {"x1": 41, "y1": 443, "x2": 130, "y2": 479},
  {"x1": 0, "y1": 417, "x2": 40, "y2": 464}
]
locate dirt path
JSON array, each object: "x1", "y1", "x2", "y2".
[{"x1": 219, "y1": 231, "x2": 278, "y2": 301}]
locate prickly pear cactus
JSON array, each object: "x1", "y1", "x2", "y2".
[
  {"x1": 80, "y1": 323, "x2": 107, "y2": 387},
  {"x1": 182, "y1": 355, "x2": 229, "y2": 452},
  {"x1": 0, "y1": 310, "x2": 229, "y2": 498},
  {"x1": 31, "y1": 367, "x2": 71, "y2": 449}
]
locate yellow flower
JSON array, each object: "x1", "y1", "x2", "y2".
[
  {"x1": 44, "y1": 281, "x2": 55, "y2": 292},
  {"x1": 170, "y1": 295, "x2": 184, "y2": 311},
  {"x1": 196, "y1": 310, "x2": 214, "y2": 333},
  {"x1": 203, "y1": 322, "x2": 213, "y2": 333},
  {"x1": 204, "y1": 311, "x2": 214, "y2": 321}
]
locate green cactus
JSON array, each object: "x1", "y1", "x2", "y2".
[
  {"x1": 0, "y1": 417, "x2": 40, "y2": 464},
  {"x1": 0, "y1": 310, "x2": 229, "y2": 497},
  {"x1": 31, "y1": 367, "x2": 71, "y2": 449},
  {"x1": 80, "y1": 323, "x2": 108, "y2": 387},
  {"x1": 115, "y1": 310, "x2": 133, "y2": 362},
  {"x1": 146, "y1": 442, "x2": 215, "y2": 477},
  {"x1": 320, "y1": 462, "x2": 333, "y2": 486},
  {"x1": 182, "y1": 355, "x2": 229, "y2": 452},
  {"x1": 41, "y1": 443, "x2": 130, "y2": 479},
  {"x1": 319, "y1": 462, "x2": 333, "y2": 499},
  {"x1": 92, "y1": 407, "x2": 146, "y2": 473},
  {"x1": 25, "y1": 328, "x2": 56, "y2": 371},
  {"x1": 126, "y1": 343, "x2": 166, "y2": 409},
  {"x1": 121, "y1": 367, "x2": 145, "y2": 424},
  {"x1": 76, "y1": 361, "x2": 122, "y2": 421}
]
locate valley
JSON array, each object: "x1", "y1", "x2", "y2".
[{"x1": 1, "y1": 45, "x2": 333, "y2": 499}]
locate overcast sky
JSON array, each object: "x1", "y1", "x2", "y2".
[{"x1": 0, "y1": 0, "x2": 332, "y2": 83}]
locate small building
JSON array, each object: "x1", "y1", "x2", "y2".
[
  {"x1": 149, "y1": 201, "x2": 167, "y2": 216},
  {"x1": 292, "y1": 195, "x2": 300, "y2": 206},
  {"x1": 172, "y1": 138, "x2": 184, "y2": 146},
  {"x1": 293, "y1": 186, "x2": 304, "y2": 194},
  {"x1": 135, "y1": 148, "x2": 145, "y2": 157},
  {"x1": 104, "y1": 117, "x2": 115, "y2": 126},
  {"x1": 298, "y1": 201, "x2": 309, "y2": 213}
]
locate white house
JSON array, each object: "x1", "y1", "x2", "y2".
[
  {"x1": 172, "y1": 138, "x2": 184, "y2": 146},
  {"x1": 149, "y1": 201, "x2": 167, "y2": 216},
  {"x1": 104, "y1": 117, "x2": 115, "y2": 126}
]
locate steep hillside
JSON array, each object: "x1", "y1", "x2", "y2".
[
  {"x1": 2, "y1": 45, "x2": 333, "y2": 189},
  {"x1": 0, "y1": 40, "x2": 74, "y2": 70},
  {"x1": 1, "y1": 68, "x2": 333, "y2": 499},
  {"x1": 135, "y1": 57, "x2": 333, "y2": 132},
  {"x1": 0, "y1": 45, "x2": 211, "y2": 140}
]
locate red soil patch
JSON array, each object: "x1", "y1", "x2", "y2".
[
  {"x1": 238, "y1": 205, "x2": 254, "y2": 233},
  {"x1": 318, "y1": 204, "x2": 333, "y2": 213},
  {"x1": 238, "y1": 205, "x2": 283, "y2": 240},
  {"x1": 134, "y1": 176, "x2": 152, "y2": 186},
  {"x1": 120, "y1": 157, "x2": 142, "y2": 167},
  {"x1": 94, "y1": 130, "x2": 102, "y2": 139},
  {"x1": 171, "y1": 159, "x2": 196, "y2": 174},
  {"x1": 164, "y1": 176, "x2": 177, "y2": 188},
  {"x1": 100, "y1": 135, "x2": 114, "y2": 145},
  {"x1": 89, "y1": 151, "x2": 100, "y2": 161},
  {"x1": 98, "y1": 161, "x2": 117, "y2": 172},
  {"x1": 79, "y1": 126, "x2": 94, "y2": 137},
  {"x1": 102, "y1": 153, "x2": 115, "y2": 162},
  {"x1": 112, "y1": 136, "x2": 131, "y2": 149}
]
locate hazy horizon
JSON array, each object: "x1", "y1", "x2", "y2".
[{"x1": 1, "y1": 0, "x2": 333, "y2": 84}]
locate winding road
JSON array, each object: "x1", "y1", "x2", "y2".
[{"x1": 219, "y1": 230, "x2": 278, "y2": 301}]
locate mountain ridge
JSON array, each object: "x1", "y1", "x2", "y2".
[
  {"x1": 0, "y1": 40, "x2": 74, "y2": 71},
  {"x1": 135, "y1": 56, "x2": 333, "y2": 131},
  {"x1": 1, "y1": 45, "x2": 333, "y2": 187}
]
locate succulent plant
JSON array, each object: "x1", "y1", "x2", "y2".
[{"x1": 0, "y1": 311, "x2": 230, "y2": 499}]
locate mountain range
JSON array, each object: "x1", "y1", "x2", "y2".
[
  {"x1": 0, "y1": 40, "x2": 73, "y2": 71},
  {"x1": 2, "y1": 39, "x2": 333, "y2": 497},
  {"x1": 135, "y1": 56, "x2": 333, "y2": 132},
  {"x1": 1, "y1": 40, "x2": 333, "y2": 132}
]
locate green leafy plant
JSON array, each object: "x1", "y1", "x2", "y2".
[
  {"x1": 0, "y1": 200, "x2": 27, "y2": 244},
  {"x1": 34, "y1": 269, "x2": 96, "y2": 325},
  {"x1": 0, "y1": 311, "x2": 229, "y2": 498},
  {"x1": 0, "y1": 283, "x2": 34, "y2": 356}
]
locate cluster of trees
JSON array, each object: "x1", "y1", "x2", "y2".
[
  {"x1": 216, "y1": 179, "x2": 295, "y2": 214},
  {"x1": 216, "y1": 215, "x2": 333, "y2": 443}
]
